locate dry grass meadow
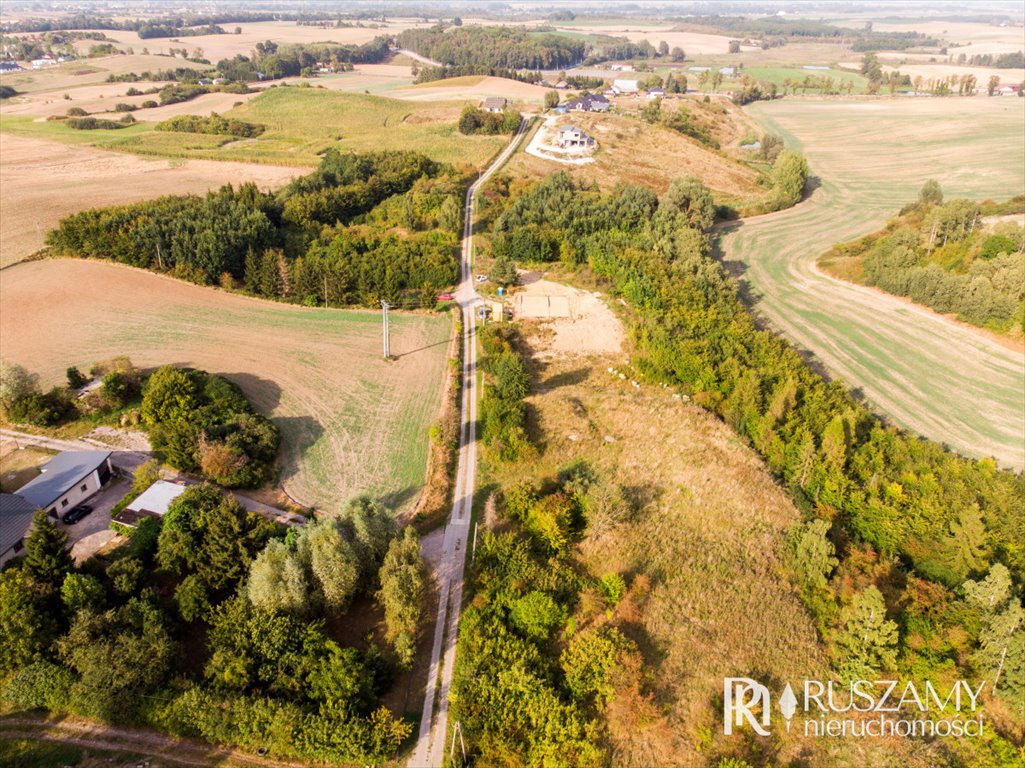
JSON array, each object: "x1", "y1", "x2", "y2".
[
  {"x1": 493, "y1": 332, "x2": 955, "y2": 766},
  {"x1": 503, "y1": 107, "x2": 763, "y2": 201},
  {"x1": 0, "y1": 260, "x2": 452, "y2": 516},
  {"x1": 724, "y1": 96, "x2": 1025, "y2": 469},
  {"x1": 0, "y1": 133, "x2": 301, "y2": 267}
]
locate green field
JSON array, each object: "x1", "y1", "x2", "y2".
[
  {"x1": 745, "y1": 65, "x2": 871, "y2": 91},
  {"x1": 0, "y1": 88, "x2": 507, "y2": 168},
  {"x1": 723, "y1": 96, "x2": 1025, "y2": 468}
]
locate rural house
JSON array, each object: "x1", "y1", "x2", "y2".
[
  {"x1": 113, "y1": 480, "x2": 188, "y2": 527},
  {"x1": 482, "y1": 96, "x2": 509, "y2": 113},
  {"x1": 0, "y1": 493, "x2": 37, "y2": 566},
  {"x1": 557, "y1": 125, "x2": 596, "y2": 149},
  {"x1": 565, "y1": 93, "x2": 610, "y2": 112},
  {"x1": 16, "y1": 450, "x2": 113, "y2": 519}
]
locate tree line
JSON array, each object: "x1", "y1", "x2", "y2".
[
  {"x1": 46, "y1": 150, "x2": 467, "y2": 308},
  {"x1": 825, "y1": 184, "x2": 1024, "y2": 334},
  {"x1": 480, "y1": 172, "x2": 1025, "y2": 732},
  {"x1": 0, "y1": 483, "x2": 425, "y2": 763},
  {"x1": 156, "y1": 113, "x2": 265, "y2": 138},
  {"x1": 214, "y1": 38, "x2": 391, "y2": 81}
]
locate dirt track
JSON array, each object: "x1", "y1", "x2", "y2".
[
  {"x1": 0, "y1": 134, "x2": 301, "y2": 267},
  {"x1": 726, "y1": 97, "x2": 1025, "y2": 468}
]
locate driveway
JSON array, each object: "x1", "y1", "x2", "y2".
[{"x1": 63, "y1": 477, "x2": 130, "y2": 564}]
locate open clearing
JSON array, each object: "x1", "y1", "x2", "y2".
[
  {"x1": 490, "y1": 346, "x2": 948, "y2": 766},
  {"x1": 724, "y1": 96, "x2": 1025, "y2": 469},
  {"x1": 503, "y1": 108, "x2": 762, "y2": 200},
  {"x1": 511, "y1": 277, "x2": 624, "y2": 358},
  {"x1": 0, "y1": 260, "x2": 451, "y2": 515},
  {"x1": 0, "y1": 134, "x2": 300, "y2": 268}
]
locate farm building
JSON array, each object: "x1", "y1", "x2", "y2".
[
  {"x1": 557, "y1": 125, "x2": 595, "y2": 149},
  {"x1": 16, "y1": 450, "x2": 113, "y2": 519},
  {"x1": 995, "y1": 84, "x2": 1020, "y2": 96},
  {"x1": 0, "y1": 493, "x2": 38, "y2": 567},
  {"x1": 0, "y1": 60, "x2": 21, "y2": 72},
  {"x1": 113, "y1": 480, "x2": 188, "y2": 527},
  {"x1": 613, "y1": 78, "x2": 640, "y2": 92},
  {"x1": 647, "y1": 88, "x2": 666, "y2": 99},
  {"x1": 565, "y1": 93, "x2": 610, "y2": 112},
  {"x1": 482, "y1": 96, "x2": 509, "y2": 113}
]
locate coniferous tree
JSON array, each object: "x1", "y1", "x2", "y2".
[{"x1": 24, "y1": 510, "x2": 72, "y2": 592}]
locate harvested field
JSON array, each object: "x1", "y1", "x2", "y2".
[
  {"x1": 724, "y1": 96, "x2": 1025, "y2": 468},
  {"x1": 0, "y1": 260, "x2": 452, "y2": 516},
  {"x1": 393, "y1": 75, "x2": 551, "y2": 105},
  {"x1": 0, "y1": 134, "x2": 300, "y2": 267},
  {"x1": 0, "y1": 54, "x2": 208, "y2": 94},
  {"x1": 0, "y1": 84, "x2": 262, "y2": 120}
]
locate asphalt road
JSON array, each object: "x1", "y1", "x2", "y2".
[{"x1": 409, "y1": 118, "x2": 530, "y2": 768}]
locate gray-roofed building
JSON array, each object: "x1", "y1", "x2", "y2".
[
  {"x1": 565, "y1": 93, "x2": 610, "y2": 113},
  {"x1": 16, "y1": 450, "x2": 113, "y2": 519},
  {"x1": 1, "y1": 493, "x2": 38, "y2": 566},
  {"x1": 482, "y1": 96, "x2": 509, "y2": 113},
  {"x1": 557, "y1": 125, "x2": 595, "y2": 149},
  {"x1": 113, "y1": 480, "x2": 188, "y2": 527}
]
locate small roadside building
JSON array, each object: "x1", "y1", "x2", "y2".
[
  {"x1": 482, "y1": 96, "x2": 509, "y2": 113},
  {"x1": 113, "y1": 480, "x2": 189, "y2": 527},
  {"x1": 0, "y1": 493, "x2": 38, "y2": 566},
  {"x1": 557, "y1": 125, "x2": 595, "y2": 149},
  {"x1": 17, "y1": 450, "x2": 113, "y2": 519}
]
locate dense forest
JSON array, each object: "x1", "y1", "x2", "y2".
[
  {"x1": 397, "y1": 25, "x2": 586, "y2": 71},
  {"x1": 822, "y1": 187, "x2": 1025, "y2": 335},
  {"x1": 46, "y1": 150, "x2": 467, "y2": 308},
  {"x1": 451, "y1": 171, "x2": 1025, "y2": 763},
  {"x1": 0, "y1": 487, "x2": 424, "y2": 763}
]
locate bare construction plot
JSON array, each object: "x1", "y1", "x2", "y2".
[{"x1": 724, "y1": 97, "x2": 1025, "y2": 468}]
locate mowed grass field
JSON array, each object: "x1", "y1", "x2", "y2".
[
  {"x1": 723, "y1": 97, "x2": 1025, "y2": 468},
  {"x1": 0, "y1": 87, "x2": 507, "y2": 168},
  {"x1": 0, "y1": 260, "x2": 452, "y2": 516}
]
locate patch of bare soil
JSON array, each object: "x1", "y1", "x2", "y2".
[{"x1": 510, "y1": 276, "x2": 626, "y2": 358}]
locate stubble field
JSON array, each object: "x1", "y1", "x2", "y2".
[
  {"x1": 724, "y1": 96, "x2": 1025, "y2": 468},
  {"x1": 0, "y1": 133, "x2": 301, "y2": 267},
  {"x1": 0, "y1": 260, "x2": 451, "y2": 516}
]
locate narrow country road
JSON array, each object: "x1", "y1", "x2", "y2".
[
  {"x1": 410, "y1": 119, "x2": 530, "y2": 768},
  {"x1": 394, "y1": 48, "x2": 444, "y2": 68}
]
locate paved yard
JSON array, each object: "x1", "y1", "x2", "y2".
[{"x1": 63, "y1": 477, "x2": 130, "y2": 564}]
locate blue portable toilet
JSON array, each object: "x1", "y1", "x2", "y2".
[{"x1": 497, "y1": 286, "x2": 505, "y2": 297}]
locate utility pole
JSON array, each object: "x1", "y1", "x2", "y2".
[{"x1": 381, "y1": 300, "x2": 390, "y2": 358}]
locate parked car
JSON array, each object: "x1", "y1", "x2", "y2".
[
  {"x1": 476, "y1": 274, "x2": 488, "y2": 283},
  {"x1": 62, "y1": 504, "x2": 93, "y2": 524},
  {"x1": 437, "y1": 293, "x2": 454, "y2": 301}
]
